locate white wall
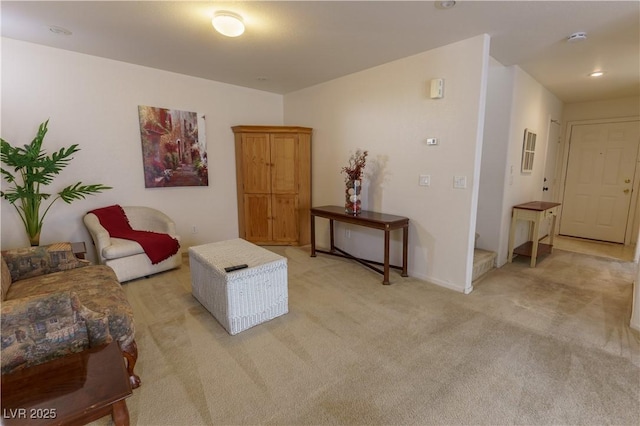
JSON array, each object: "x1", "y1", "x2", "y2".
[
  {"x1": 0, "y1": 38, "x2": 283, "y2": 262},
  {"x1": 563, "y1": 96, "x2": 640, "y2": 122},
  {"x1": 478, "y1": 61, "x2": 564, "y2": 265},
  {"x1": 476, "y1": 58, "x2": 515, "y2": 255},
  {"x1": 284, "y1": 35, "x2": 490, "y2": 293},
  {"x1": 492, "y1": 66, "x2": 563, "y2": 266}
]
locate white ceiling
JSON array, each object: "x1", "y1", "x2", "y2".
[{"x1": 2, "y1": 1, "x2": 638, "y2": 103}]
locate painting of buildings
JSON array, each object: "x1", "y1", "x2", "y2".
[{"x1": 138, "y1": 105, "x2": 208, "y2": 188}]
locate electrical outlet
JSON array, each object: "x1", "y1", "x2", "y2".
[
  {"x1": 419, "y1": 174, "x2": 431, "y2": 186},
  {"x1": 345, "y1": 229, "x2": 351, "y2": 238},
  {"x1": 426, "y1": 138, "x2": 438, "y2": 145}
]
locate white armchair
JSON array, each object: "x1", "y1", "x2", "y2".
[{"x1": 83, "y1": 206, "x2": 182, "y2": 282}]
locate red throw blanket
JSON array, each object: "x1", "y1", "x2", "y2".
[{"x1": 89, "y1": 205, "x2": 180, "y2": 265}]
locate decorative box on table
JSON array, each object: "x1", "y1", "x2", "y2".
[{"x1": 188, "y1": 238, "x2": 288, "y2": 335}]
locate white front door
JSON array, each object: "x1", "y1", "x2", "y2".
[{"x1": 560, "y1": 121, "x2": 640, "y2": 243}]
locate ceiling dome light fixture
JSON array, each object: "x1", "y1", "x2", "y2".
[
  {"x1": 435, "y1": 1, "x2": 456, "y2": 9},
  {"x1": 567, "y1": 32, "x2": 587, "y2": 43},
  {"x1": 589, "y1": 71, "x2": 604, "y2": 77},
  {"x1": 48, "y1": 25, "x2": 72, "y2": 36},
  {"x1": 212, "y1": 11, "x2": 245, "y2": 37}
]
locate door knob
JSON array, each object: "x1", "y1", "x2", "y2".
[
  {"x1": 625, "y1": 179, "x2": 631, "y2": 183},
  {"x1": 624, "y1": 189, "x2": 630, "y2": 194}
]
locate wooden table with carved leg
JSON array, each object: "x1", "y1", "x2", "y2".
[{"x1": 1, "y1": 341, "x2": 132, "y2": 426}]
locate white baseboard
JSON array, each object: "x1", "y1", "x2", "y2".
[{"x1": 412, "y1": 272, "x2": 468, "y2": 294}]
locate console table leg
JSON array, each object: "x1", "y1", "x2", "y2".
[
  {"x1": 383, "y1": 228, "x2": 391, "y2": 285},
  {"x1": 507, "y1": 211, "x2": 517, "y2": 263},
  {"x1": 401, "y1": 225, "x2": 409, "y2": 277},
  {"x1": 310, "y1": 214, "x2": 317, "y2": 257},
  {"x1": 530, "y1": 218, "x2": 540, "y2": 268},
  {"x1": 549, "y1": 215, "x2": 557, "y2": 251},
  {"x1": 329, "y1": 219, "x2": 335, "y2": 252}
]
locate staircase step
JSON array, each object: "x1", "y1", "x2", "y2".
[{"x1": 473, "y1": 249, "x2": 496, "y2": 282}]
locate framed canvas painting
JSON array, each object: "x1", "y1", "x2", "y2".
[{"x1": 138, "y1": 105, "x2": 208, "y2": 187}]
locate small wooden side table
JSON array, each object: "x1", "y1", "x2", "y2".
[
  {"x1": 1, "y1": 341, "x2": 132, "y2": 426},
  {"x1": 507, "y1": 201, "x2": 561, "y2": 267},
  {"x1": 71, "y1": 241, "x2": 87, "y2": 259}
]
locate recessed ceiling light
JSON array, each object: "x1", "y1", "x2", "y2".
[
  {"x1": 48, "y1": 25, "x2": 72, "y2": 36},
  {"x1": 435, "y1": 1, "x2": 456, "y2": 9},
  {"x1": 212, "y1": 11, "x2": 245, "y2": 37},
  {"x1": 567, "y1": 32, "x2": 587, "y2": 43},
  {"x1": 589, "y1": 71, "x2": 604, "y2": 77}
]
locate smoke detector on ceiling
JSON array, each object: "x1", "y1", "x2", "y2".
[{"x1": 567, "y1": 32, "x2": 587, "y2": 43}]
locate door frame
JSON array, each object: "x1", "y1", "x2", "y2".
[
  {"x1": 557, "y1": 116, "x2": 640, "y2": 245},
  {"x1": 536, "y1": 115, "x2": 563, "y2": 239}
]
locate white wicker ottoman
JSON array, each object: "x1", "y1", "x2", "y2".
[{"x1": 189, "y1": 238, "x2": 288, "y2": 335}]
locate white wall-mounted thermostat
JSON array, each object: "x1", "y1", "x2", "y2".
[{"x1": 430, "y1": 78, "x2": 444, "y2": 99}]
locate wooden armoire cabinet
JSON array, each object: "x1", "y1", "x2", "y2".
[{"x1": 232, "y1": 125, "x2": 312, "y2": 246}]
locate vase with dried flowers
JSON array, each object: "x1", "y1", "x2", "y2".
[{"x1": 341, "y1": 149, "x2": 368, "y2": 215}]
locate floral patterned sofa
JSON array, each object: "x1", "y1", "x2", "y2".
[{"x1": 1, "y1": 242, "x2": 140, "y2": 388}]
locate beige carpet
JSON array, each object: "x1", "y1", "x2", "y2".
[{"x1": 96, "y1": 246, "x2": 639, "y2": 425}]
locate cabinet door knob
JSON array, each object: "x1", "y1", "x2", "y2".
[{"x1": 624, "y1": 189, "x2": 630, "y2": 194}]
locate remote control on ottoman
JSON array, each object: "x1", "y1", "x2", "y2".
[{"x1": 224, "y1": 264, "x2": 248, "y2": 273}]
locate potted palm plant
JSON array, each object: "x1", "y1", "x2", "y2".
[{"x1": 1, "y1": 120, "x2": 111, "y2": 246}]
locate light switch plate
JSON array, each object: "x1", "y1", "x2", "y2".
[
  {"x1": 453, "y1": 176, "x2": 467, "y2": 189},
  {"x1": 419, "y1": 174, "x2": 431, "y2": 187}
]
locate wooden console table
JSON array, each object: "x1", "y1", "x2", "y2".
[
  {"x1": 1, "y1": 341, "x2": 132, "y2": 426},
  {"x1": 310, "y1": 205, "x2": 409, "y2": 285},
  {"x1": 507, "y1": 201, "x2": 561, "y2": 267}
]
